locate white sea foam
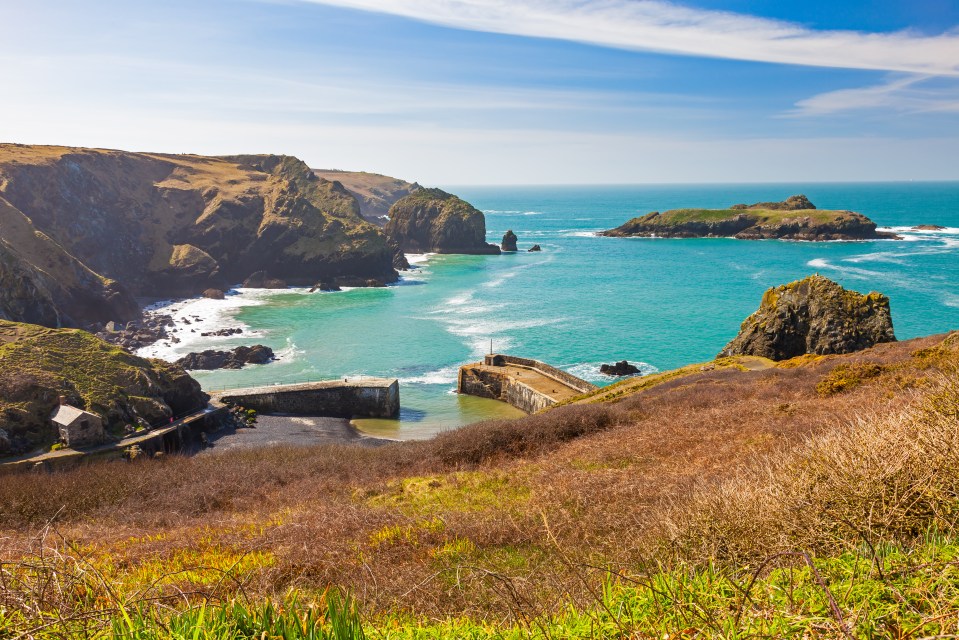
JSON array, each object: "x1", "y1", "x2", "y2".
[
  {"x1": 944, "y1": 294, "x2": 959, "y2": 309},
  {"x1": 399, "y1": 365, "x2": 461, "y2": 385},
  {"x1": 274, "y1": 336, "x2": 305, "y2": 363},
  {"x1": 564, "y1": 230, "x2": 603, "y2": 238},
  {"x1": 136, "y1": 288, "x2": 281, "y2": 361},
  {"x1": 806, "y1": 258, "x2": 884, "y2": 279},
  {"x1": 879, "y1": 225, "x2": 959, "y2": 235},
  {"x1": 564, "y1": 361, "x2": 659, "y2": 384},
  {"x1": 404, "y1": 253, "x2": 435, "y2": 266}
]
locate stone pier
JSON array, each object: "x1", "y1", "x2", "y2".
[
  {"x1": 458, "y1": 354, "x2": 598, "y2": 414},
  {"x1": 213, "y1": 378, "x2": 400, "y2": 419}
]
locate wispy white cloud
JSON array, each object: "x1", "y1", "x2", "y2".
[
  {"x1": 291, "y1": 0, "x2": 959, "y2": 75},
  {"x1": 792, "y1": 76, "x2": 959, "y2": 116}
]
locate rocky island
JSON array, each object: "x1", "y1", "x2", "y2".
[{"x1": 602, "y1": 195, "x2": 897, "y2": 241}]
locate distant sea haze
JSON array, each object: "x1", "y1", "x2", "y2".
[{"x1": 141, "y1": 182, "x2": 959, "y2": 439}]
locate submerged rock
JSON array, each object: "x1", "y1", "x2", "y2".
[
  {"x1": 176, "y1": 345, "x2": 275, "y2": 370},
  {"x1": 528, "y1": 244, "x2": 542, "y2": 252},
  {"x1": 719, "y1": 274, "x2": 896, "y2": 361},
  {"x1": 501, "y1": 230, "x2": 518, "y2": 252},
  {"x1": 600, "y1": 360, "x2": 640, "y2": 376},
  {"x1": 914, "y1": 224, "x2": 946, "y2": 231}
]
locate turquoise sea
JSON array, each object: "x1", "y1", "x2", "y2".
[{"x1": 141, "y1": 183, "x2": 959, "y2": 439}]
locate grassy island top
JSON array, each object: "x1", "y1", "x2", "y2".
[{"x1": 649, "y1": 206, "x2": 854, "y2": 224}]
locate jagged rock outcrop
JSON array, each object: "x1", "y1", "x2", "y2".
[
  {"x1": 0, "y1": 320, "x2": 208, "y2": 450},
  {"x1": 528, "y1": 245, "x2": 542, "y2": 252},
  {"x1": 175, "y1": 345, "x2": 275, "y2": 370},
  {"x1": 731, "y1": 194, "x2": 816, "y2": 211},
  {"x1": 385, "y1": 188, "x2": 500, "y2": 255},
  {"x1": 501, "y1": 230, "x2": 518, "y2": 252},
  {"x1": 0, "y1": 145, "x2": 400, "y2": 327},
  {"x1": 600, "y1": 360, "x2": 640, "y2": 376},
  {"x1": 602, "y1": 196, "x2": 897, "y2": 241},
  {"x1": 312, "y1": 169, "x2": 421, "y2": 225},
  {"x1": 719, "y1": 275, "x2": 896, "y2": 361}
]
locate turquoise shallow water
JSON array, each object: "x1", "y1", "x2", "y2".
[{"x1": 142, "y1": 183, "x2": 959, "y2": 439}]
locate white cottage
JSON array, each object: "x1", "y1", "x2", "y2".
[{"x1": 50, "y1": 398, "x2": 106, "y2": 447}]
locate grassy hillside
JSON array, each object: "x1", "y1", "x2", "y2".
[
  {"x1": 2, "y1": 332, "x2": 959, "y2": 637},
  {"x1": 0, "y1": 320, "x2": 206, "y2": 450}
]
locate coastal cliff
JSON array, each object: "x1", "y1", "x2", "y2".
[
  {"x1": 385, "y1": 188, "x2": 501, "y2": 254},
  {"x1": 719, "y1": 274, "x2": 896, "y2": 360},
  {"x1": 602, "y1": 195, "x2": 895, "y2": 241},
  {"x1": 0, "y1": 145, "x2": 400, "y2": 326},
  {"x1": 0, "y1": 319, "x2": 207, "y2": 452}
]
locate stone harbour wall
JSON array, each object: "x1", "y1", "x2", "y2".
[{"x1": 216, "y1": 379, "x2": 400, "y2": 419}]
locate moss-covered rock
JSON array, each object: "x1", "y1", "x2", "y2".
[
  {"x1": 0, "y1": 320, "x2": 207, "y2": 451},
  {"x1": 385, "y1": 188, "x2": 500, "y2": 255},
  {"x1": 719, "y1": 275, "x2": 896, "y2": 361}
]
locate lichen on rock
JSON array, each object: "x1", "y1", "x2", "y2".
[{"x1": 719, "y1": 275, "x2": 896, "y2": 361}]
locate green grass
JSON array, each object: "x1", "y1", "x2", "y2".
[
  {"x1": 9, "y1": 532, "x2": 959, "y2": 638},
  {"x1": 656, "y1": 207, "x2": 850, "y2": 224}
]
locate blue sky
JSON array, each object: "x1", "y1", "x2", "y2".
[{"x1": 1, "y1": 0, "x2": 957, "y2": 184}]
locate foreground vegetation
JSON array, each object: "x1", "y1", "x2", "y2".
[{"x1": 3, "y1": 332, "x2": 959, "y2": 637}]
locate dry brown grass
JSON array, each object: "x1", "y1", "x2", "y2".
[{"x1": 2, "y1": 332, "x2": 957, "y2": 623}]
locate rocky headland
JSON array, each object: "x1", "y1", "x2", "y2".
[
  {"x1": 0, "y1": 319, "x2": 207, "y2": 452},
  {"x1": 719, "y1": 274, "x2": 896, "y2": 360},
  {"x1": 602, "y1": 195, "x2": 897, "y2": 241},
  {"x1": 0, "y1": 145, "x2": 405, "y2": 328},
  {"x1": 385, "y1": 188, "x2": 501, "y2": 255}
]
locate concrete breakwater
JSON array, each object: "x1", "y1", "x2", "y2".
[
  {"x1": 458, "y1": 354, "x2": 598, "y2": 414},
  {"x1": 213, "y1": 379, "x2": 400, "y2": 419}
]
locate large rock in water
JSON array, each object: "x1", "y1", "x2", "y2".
[
  {"x1": 0, "y1": 145, "x2": 399, "y2": 327},
  {"x1": 501, "y1": 230, "x2": 518, "y2": 252},
  {"x1": 0, "y1": 320, "x2": 208, "y2": 450},
  {"x1": 385, "y1": 188, "x2": 500, "y2": 255},
  {"x1": 719, "y1": 275, "x2": 896, "y2": 361}
]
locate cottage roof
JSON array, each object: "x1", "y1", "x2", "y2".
[{"x1": 51, "y1": 404, "x2": 97, "y2": 428}]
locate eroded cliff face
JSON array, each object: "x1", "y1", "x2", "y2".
[
  {"x1": 0, "y1": 145, "x2": 400, "y2": 326},
  {"x1": 384, "y1": 188, "x2": 500, "y2": 255},
  {"x1": 719, "y1": 275, "x2": 896, "y2": 360},
  {"x1": 0, "y1": 320, "x2": 207, "y2": 451}
]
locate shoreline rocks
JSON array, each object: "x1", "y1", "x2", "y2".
[
  {"x1": 600, "y1": 360, "x2": 640, "y2": 376},
  {"x1": 719, "y1": 274, "x2": 896, "y2": 361},
  {"x1": 175, "y1": 345, "x2": 275, "y2": 370}
]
